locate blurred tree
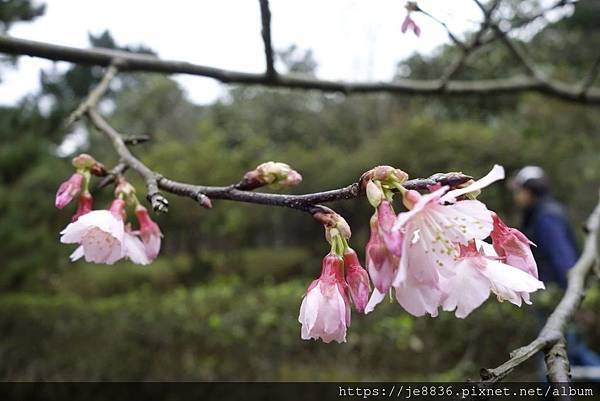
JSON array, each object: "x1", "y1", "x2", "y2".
[{"x1": 0, "y1": 0, "x2": 44, "y2": 33}]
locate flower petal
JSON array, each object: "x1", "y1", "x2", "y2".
[
  {"x1": 123, "y1": 232, "x2": 151, "y2": 265},
  {"x1": 442, "y1": 165, "x2": 505, "y2": 202}
]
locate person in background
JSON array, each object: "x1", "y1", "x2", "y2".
[{"x1": 511, "y1": 166, "x2": 600, "y2": 371}]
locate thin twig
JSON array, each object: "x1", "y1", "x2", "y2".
[
  {"x1": 65, "y1": 63, "x2": 119, "y2": 127},
  {"x1": 416, "y1": 6, "x2": 466, "y2": 50},
  {"x1": 96, "y1": 162, "x2": 128, "y2": 190},
  {"x1": 480, "y1": 191, "x2": 600, "y2": 383},
  {"x1": 88, "y1": 109, "x2": 472, "y2": 213},
  {"x1": 86, "y1": 108, "x2": 169, "y2": 213},
  {"x1": 259, "y1": 0, "x2": 276, "y2": 79}
]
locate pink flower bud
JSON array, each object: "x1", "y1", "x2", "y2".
[
  {"x1": 135, "y1": 205, "x2": 163, "y2": 260},
  {"x1": 343, "y1": 248, "x2": 371, "y2": 313},
  {"x1": 490, "y1": 212, "x2": 538, "y2": 279},
  {"x1": 71, "y1": 192, "x2": 93, "y2": 222},
  {"x1": 299, "y1": 254, "x2": 351, "y2": 343},
  {"x1": 109, "y1": 198, "x2": 126, "y2": 220},
  {"x1": 240, "y1": 161, "x2": 302, "y2": 189},
  {"x1": 115, "y1": 178, "x2": 136, "y2": 199},
  {"x1": 366, "y1": 179, "x2": 384, "y2": 208},
  {"x1": 71, "y1": 153, "x2": 97, "y2": 169},
  {"x1": 365, "y1": 213, "x2": 399, "y2": 295},
  {"x1": 55, "y1": 172, "x2": 84, "y2": 209},
  {"x1": 377, "y1": 200, "x2": 403, "y2": 256},
  {"x1": 280, "y1": 169, "x2": 303, "y2": 187}
]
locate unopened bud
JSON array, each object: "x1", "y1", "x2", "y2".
[
  {"x1": 405, "y1": 1, "x2": 419, "y2": 12},
  {"x1": 72, "y1": 153, "x2": 97, "y2": 169},
  {"x1": 366, "y1": 180, "x2": 384, "y2": 208},
  {"x1": 361, "y1": 165, "x2": 408, "y2": 190},
  {"x1": 115, "y1": 177, "x2": 136, "y2": 199},
  {"x1": 313, "y1": 209, "x2": 352, "y2": 241},
  {"x1": 240, "y1": 161, "x2": 302, "y2": 190}
]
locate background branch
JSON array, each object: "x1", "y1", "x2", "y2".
[
  {"x1": 259, "y1": 0, "x2": 276, "y2": 79},
  {"x1": 0, "y1": 34, "x2": 598, "y2": 104}
]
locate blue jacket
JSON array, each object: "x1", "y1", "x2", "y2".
[{"x1": 522, "y1": 197, "x2": 579, "y2": 289}]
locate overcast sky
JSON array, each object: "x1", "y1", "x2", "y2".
[{"x1": 1, "y1": 1, "x2": 491, "y2": 105}]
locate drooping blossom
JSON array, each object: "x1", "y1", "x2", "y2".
[
  {"x1": 135, "y1": 204, "x2": 162, "y2": 260},
  {"x1": 71, "y1": 192, "x2": 93, "y2": 222},
  {"x1": 111, "y1": 199, "x2": 150, "y2": 266},
  {"x1": 401, "y1": 14, "x2": 421, "y2": 36},
  {"x1": 61, "y1": 199, "x2": 150, "y2": 265},
  {"x1": 441, "y1": 242, "x2": 545, "y2": 318},
  {"x1": 61, "y1": 208, "x2": 125, "y2": 265},
  {"x1": 377, "y1": 200, "x2": 403, "y2": 257},
  {"x1": 343, "y1": 248, "x2": 370, "y2": 313},
  {"x1": 299, "y1": 254, "x2": 351, "y2": 343},
  {"x1": 55, "y1": 172, "x2": 84, "y2": 209},
  {"x1": 490, "y1": 212, "x2": 538, "y2": 278},
  {"x1": 365, "y1": 213, "x2": 399, "y2": 295}
]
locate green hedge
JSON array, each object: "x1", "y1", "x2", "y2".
[{"x1": 3, "y1": 278, "x2": 587, "y2": 381}]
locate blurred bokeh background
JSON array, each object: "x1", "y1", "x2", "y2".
[{"x1": 1, "y1": 0, "x2": 599, "y2": 381}]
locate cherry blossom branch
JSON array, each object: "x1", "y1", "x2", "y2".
[
  {"x1": 87, "y1": 101, "x2": 471, "y2": 214},
  {"x1": 479, "y1": 191, "x2": 600, "y2": 383},
  {"x1": 76, "y1": 64, "x2": 472, "y2": 215}
]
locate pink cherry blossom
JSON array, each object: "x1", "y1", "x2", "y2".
[
  {"x1": 55, "y1": 172, "x2": 83, "y2": 209},
  {"x1": 392, "y1": 165, "x2": 505, "y2": 289},
  {"x1": 401, "y1": 14, "x2": 421, "y2": 36},
  {"x1": 343, "y1": 248, "x2": 370, "y2": 313},
  {"x1": 71, "y1": 192, "x2": 94, "y2": 222},
  {"x1": 364, "y1": 165, "x2": 506, "y2": 317},
  {"x1": 61, "y1": 199, "x2": 150, "y2": 265},
  {"x1": 135, "y1": 205, "x2": 163, "y2": 260},
  {"x1": 299, "y1": 254, "x2": 351, "y2": 343},
  {"x1": 490, "y1": 212, "x2": 538, "y2": 278},
  {"x1": 61, "y1": 209, "x2": 125, "y2": 265},
  {"x1": 441, "y1": 242, "x2": 544, "y2": 318}
]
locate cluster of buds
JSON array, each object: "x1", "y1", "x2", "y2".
[
  {"x1": 55, "y1": 154, "x2": 162, "y2": 265},
  {"x1": 239, "y1": 161, "x2": 302, "y2": 190},
  {"x1": 54, "y1": 154, "x2": 106, "y2": 220},
  {"x1": 298, "y1": 211, "x2": 371, "y2": 343}
]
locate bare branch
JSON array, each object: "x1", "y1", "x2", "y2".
[
  {"x1": 86, "y1": 108, "x2": 169, "y2": 213},
  {"x1": 77, "y1": 66, "x2": 471, "y2": 214},
  {"x1": 1, "y1": 35, "x2": 598, "y2": 104},
  {"x1": 123, "y1": 134, "x2": 151, "y2": 146},
  {"x1": 95, "y1": 162, "x2": 128, "y2": 190},
  {"x1": 480, "y1": 192, "x2": 600, "y2": 383},
  {"x1": 415, "y1": 6, "x2": 466, "y2": 50},
  {"x1": 65, "y1": 63, "x2": 119, "y2": 127},
  {"x1": 258, "y1": 0, "x2": 276, "y2": 79}
]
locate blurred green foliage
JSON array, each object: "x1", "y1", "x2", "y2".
[{"x1": 1, "y1": 0, "x2": 599, "y2": 381}]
